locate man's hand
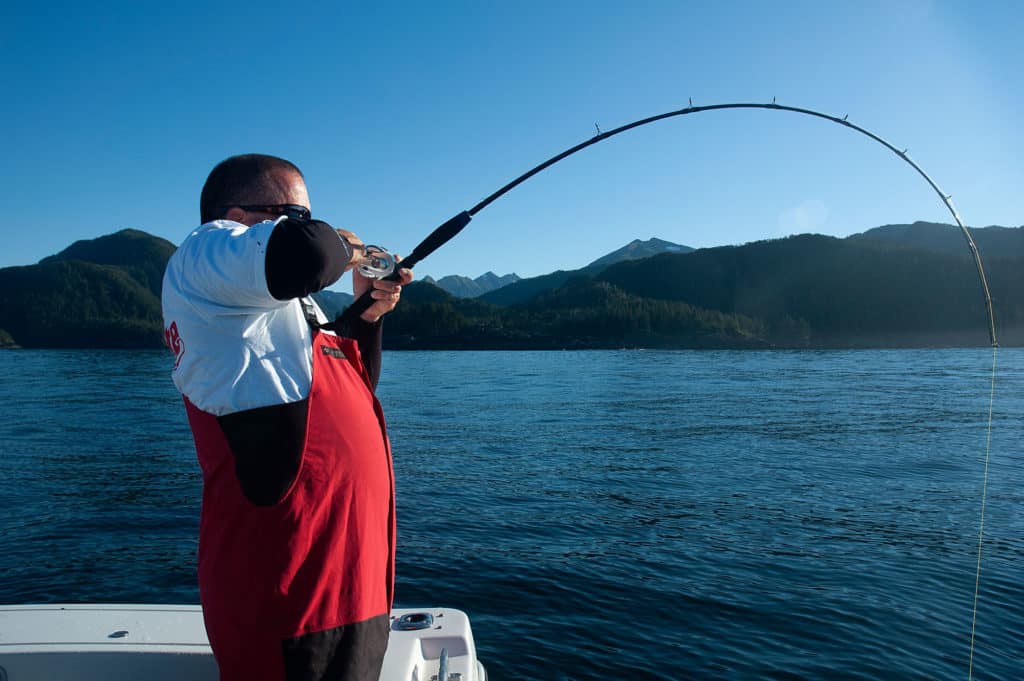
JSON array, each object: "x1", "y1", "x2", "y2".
[
  {"x1": 337, "y1": 228, "x2": 414, "y2": 322},
  {"x1": 336, "y1": 228, "x2": 364, "y2": 271},
  {"x1": 353, "y1": 262, "x2": 413, "y2": 323}
]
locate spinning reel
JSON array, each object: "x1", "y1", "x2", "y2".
[{"x1": 356, "y1": 245, "x2": 396, "y2": 279}]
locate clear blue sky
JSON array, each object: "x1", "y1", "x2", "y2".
[{"x1": 2, "y1": 1, "x2": 1021, "y2": 284}]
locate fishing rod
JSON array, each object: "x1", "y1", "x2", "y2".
[
  {"x1": 339, "y1": 99, "x2": 998, "y2": 347},
  {"x1": 339, "y1": 100, "x2": 1001, "y2": 678}
]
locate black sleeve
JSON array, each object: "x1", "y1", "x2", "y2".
[
  {"x1": 265, "y1": 218, "x2": 352, "y2": 300},
  {"x1": 348, "y1": 317, "x2": 384, "y2": 390},
  {"x1": 217, "y1": 400, "x2": 308, "y2": 506}
]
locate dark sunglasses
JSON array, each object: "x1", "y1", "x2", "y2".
[{"x1": 234, "y1": 204, "x2": 312, "y2": 220}]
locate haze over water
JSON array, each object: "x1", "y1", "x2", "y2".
[{"x1": 1, "y1": 349, "x2": 1021, "y2": 679}]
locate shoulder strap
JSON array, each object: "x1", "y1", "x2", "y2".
[{"x1": 300, "y1": 296, "x2": 357, "y2": 336}]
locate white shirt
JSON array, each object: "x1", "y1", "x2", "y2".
[{"x1": 162, "y1": 218, "x2": 328, "y2": 416}]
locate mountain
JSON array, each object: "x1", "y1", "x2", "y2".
[
  {"x1": 40, "y1": 228, "x2": 177, "y2": 296},
  {"x1": 481, "y1": 225, "x2": 1021, "y2": 312},
  {"x1": 478, "y1": 269, "x2": 581, "y2": 306},
  {"x1": 848, "y1": 221, "x2": 1024, "y2": 258},
  {"x1": 475, "y1": 271, "x2": 521, "y2": 292},
  {"x1": 597, "y1": 231, "x2": 1017, "y2": 346},
  {"x1": 586, "y1": 237, "x2": 693, "y2": 269},
  {"x1": 0, "y1": 229, "x2": 174, "y2": 348},
  {"x1": 423, "y1": 271, "x2": 521, "y2": 298},
  {"x1": 479, "y1": 237, "x2": 692, "y2": 306}
]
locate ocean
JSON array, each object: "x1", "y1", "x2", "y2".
[{"x1": 0, "y1": 348, "x2": 1021, "y2": 680}]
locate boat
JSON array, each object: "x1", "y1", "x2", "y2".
[{"x1": 0, "y1": 604, "x2": 486, "y2": 681}]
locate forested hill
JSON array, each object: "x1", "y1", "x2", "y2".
[
  {"x1": 40, "y1": 229, "x2": 176, "y2": 296},
  {"x1": 0, "y1": 230, "x2": 174, "y2": 348},
  {"x1": 597, "y1": 233, "x2": 1018, "y2": 347},
  {"x1": 848, "y1": 221, "x2": 1024, "y2": 257}
]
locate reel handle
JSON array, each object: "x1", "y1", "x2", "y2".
[{"x1": 341, "y1": 264, "x2": 405, "y2": 324}]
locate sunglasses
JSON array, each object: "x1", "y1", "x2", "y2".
[{"x1": 234, "y1": 204, "x2": 312, "y2": 220}]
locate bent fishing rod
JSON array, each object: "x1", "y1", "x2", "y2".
[
  {"x1": 339, "y1": 100, "x2": 1001, "y2": 679},
  {"x1": 340, "y1": 100, "x2": 998, "y2": 347}
]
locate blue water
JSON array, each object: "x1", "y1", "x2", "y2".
[{"x1": 0, "y1": 349, "x2": 1021, "y2": 679}]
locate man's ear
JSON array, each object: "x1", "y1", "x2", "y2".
[{"x1": 224, "y1": 206, "x2": 246, "y2": 222}]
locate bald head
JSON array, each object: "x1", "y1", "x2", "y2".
[{"x1": 199, "y1": 154, "x2": 306, "y2": 223}]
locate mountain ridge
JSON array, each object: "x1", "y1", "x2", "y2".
[{"x1": 424, "y1": 271, "x2": 521, "y2": 298}]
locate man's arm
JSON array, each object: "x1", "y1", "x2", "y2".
[
  {"x1": 348, "y1": 317, "x2": 384, "y2": 389},
  {"x1": 265, "y1": 218, "x2": 351, "y2": 300},
  {"x1": 349, "y1": 265, "x2": 413, "y2": 390},
  {"x1": 261, "y1": 218, "x2": 414, "y2": 389}
]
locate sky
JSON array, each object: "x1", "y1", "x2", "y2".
[{"x1": 2, "y1": 0, "x2": 1021, "y2": 287}]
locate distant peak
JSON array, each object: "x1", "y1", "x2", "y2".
[{"x1": 586, "y1": 237, "x2": 694, "y2": 269}]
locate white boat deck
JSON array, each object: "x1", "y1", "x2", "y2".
[{"x1": 0, "y1": 604, "x2": 485, "y2": 681}]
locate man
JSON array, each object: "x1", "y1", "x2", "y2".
[{"x1": 162, "y1": 154, "x2": 413, "y2": 681}]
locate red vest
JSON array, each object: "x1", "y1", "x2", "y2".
[{"x1": 184, "y1": 331, "x2": 395, "y2": 680}]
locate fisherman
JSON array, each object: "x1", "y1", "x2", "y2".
[{"x1": 162, "y1": 154, "x2": 412, "y2": 681}]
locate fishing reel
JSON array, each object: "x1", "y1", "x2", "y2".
[{"x1": 356, "y1": 245, "x2": 397, "y2": 279}]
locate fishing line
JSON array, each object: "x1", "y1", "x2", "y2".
[
  {"x1": 337, "y1": 99, "x2": 1000, "y2": 675},
  {"x1": 969, "y1": 344, "x2": 998, "y2": 681}
]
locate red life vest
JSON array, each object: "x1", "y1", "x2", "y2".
[{"x1": 183, "y1": 330, "x2": 395, "y2": 680}]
